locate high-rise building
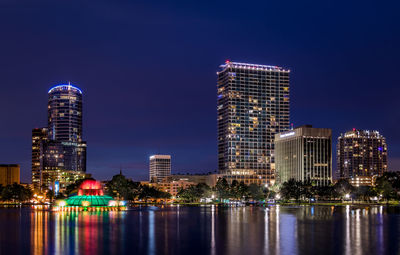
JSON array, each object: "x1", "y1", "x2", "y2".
[
  {"x1": 149, "y1": 155, "x2": 171, "y2": 182},
  {"x1": 32, "y1": 127, "x2": 48, "y2": 189},
  {"x1": 32, "y1": 83, "x2": 87, "y2": 191},
  {"x1": 0, "y1": 164, "x2": 20, "y2": 186},
  {"x1": 40, "y1": 140, "x2": 87, "y2": 189},
  {"x1": 48, "y1": 84, "x2": 83, "y2": 142},
  {"x1": 337, "y1": 129, "x2": 387, "y2": 184},
  {"x1": 217, "y1": 61, "x2": 290, "y2": 185},
  {"x1": 275, "y1": 125, "x2": 332, "y2": 186}
]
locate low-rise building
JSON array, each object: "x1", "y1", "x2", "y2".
[
  {"x1": 348, "y1": 175, "x2": 377, "y2": 187},
  {"x1": 156, "y1": 180, "x2": 196, "y2": 197},
  {"x1": 141, "y1": 179, "x2": 196, "y2": 197},
  {"x1": 162, "y1": 173, "x2": 221, "y2": 187},
  {"x1": 0, "y1": 164, "x2": 20, "y2": 186}
]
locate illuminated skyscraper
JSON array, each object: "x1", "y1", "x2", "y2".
[
  {"x1": 32, "y1": 83, "x2": 87, "y2": 191},
  {"x1": 48, "y1": 84, "x2": 83, "y2": 142},
  {"x1": 217, "y1": 61, "x2": 290, "y2": 185},
  {"x1": 275, "y1": 125, "x2": 332, "y2": 186},
  {"x1": 337, "y1": 129, "x2": 387, "y2": 185},
  {"x1": 149, "y1": 155, "x2": 171, "y2": 183}
]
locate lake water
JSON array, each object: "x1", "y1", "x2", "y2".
[{"x1": 0, "y1": 205, "x2": 399, "y2": 255}]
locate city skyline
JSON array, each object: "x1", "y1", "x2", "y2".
[
  {"x1": 32, "y1": 84, "x2": 87, "y2": 190},
  {"x1": 0, "y1": 1, "x2": 399, "y2": 183}
]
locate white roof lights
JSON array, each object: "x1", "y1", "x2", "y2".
[
  {"x1": 279, "y1": 131, "x2": 295, "y2": 138},
  {"x1": 219, "y1": 61, "x2": 290, "y2": 73}
]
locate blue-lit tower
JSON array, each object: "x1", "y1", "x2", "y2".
[
  {"x1": 48, "y1": 83, "x2": 83, "y2": 142},
  {"x1": 31, "y1": 83, "x2": 87, "y2": 191}
]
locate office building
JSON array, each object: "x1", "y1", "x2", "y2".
[
  {"x1": 0, "y1": 164, "x2": 20, "y2": 186},
  {"x1": 48, "y1": 83, "x2": 83, "y2": 142},
  {"x1": 32, "y1": 83, "x2": 87, "y2": 191},
  {"x1": 32, "y1": 127, "x2": 48, "y2": 189},
  {"x1": 149, "y1": 155, "x2": 171, "y2": 182},
  {"x1": 217, "y1": 61, "x2": 290, "y2": 185},
  {"x1": 275, "y1": 125, "x2": 332, "y2": 186},
  {"x1": 40, "y1": 140, "x2": 87, "y2": 189},
  {"x1": 337, "y1": 129, "x2": 387, "y2": 184}
]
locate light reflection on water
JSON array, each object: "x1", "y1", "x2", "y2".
[{"x1": 0, "y1": 205, "x2": 399, "y2": 255}]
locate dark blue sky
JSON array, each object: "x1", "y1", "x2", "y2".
[{"x1": 0, "y1": 0, "x2": 399, "y2": 183}]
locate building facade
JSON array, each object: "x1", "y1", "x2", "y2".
[
  {"x1": 156, "y1": 180, "x2": 196, "y2": 197},
  {"x1": 149, "y1": 155, "x2": 171, "y2": 182},
  {"x1": 48, "y1": 84, "x2": 83, "y2": 142},
  {"x1": 32, "y1": 127, "x2": 48, "y2": 189},
  {"x1": 337, "y1": 129, "x2": 387, "y2": 184},
  {"x1": 0, "y1": 164, "x2": 20, "y2": 186},
  {"x1": 217, "y1": 61, "x2": 290, "y2": 185},
  {"x1": 348, "y1": 175, "x2": 377, "y2": 187},
  {"x1": 161, "y1": 173, "x2": 221, "y2": 187},
  {"x1": 32, "y1": 84, "x2": 87, "y2": 191},
  {"x1": 275, "y1": 125, "x2": 332, "y2": 186}
]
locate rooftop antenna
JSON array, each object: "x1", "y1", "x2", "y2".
[{"x1": 119, "y1": 165, "x2": 123, "y2": 175}]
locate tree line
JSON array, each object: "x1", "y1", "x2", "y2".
[
  {"x1": 3, "y1": 171, "x2": 399, "y2": 204},
  {"x1": 59, "y1": 174, "x2": 171, "y2": 201},
  {"x1": 279, "y1": 172, "x2": 400, "y2": 202},
  {"x1": 0, "y1": 183, "x2": 33, "y2": 202},
  {"x1": 177, "y1": 178, "x2": 275, "y2": 203}
]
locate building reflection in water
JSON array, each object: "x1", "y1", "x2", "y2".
[
  {"x1": 31, "y1": 208, "x2": 49, "y2": 255},
  {"x1": 210, "y1": 205, "x2": 216, "y2": 255},
  {"x1": 1, "y1": 205, "x2": 399, "y2": 254},
  {"x1": 148, "y1": 210, "x2": 155, "y2": 255}
]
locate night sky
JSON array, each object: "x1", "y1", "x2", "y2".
[{"x1": 0, "y1": 0, "x2": 399, "y2": 183}]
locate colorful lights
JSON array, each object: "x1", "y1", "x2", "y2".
[
  {"x1": 82, "y1": 201, "x2": 90, "y2": 207},
  {"x1": 108, "y1": 201, "x2": 117, "y2": 206},
  {"x1": 52, "y1": 179, "x2": 127, "y2": 212}
]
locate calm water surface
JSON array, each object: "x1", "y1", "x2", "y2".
[{"x1": 0, "y1": 205, "x2": 399, "y2": 255}]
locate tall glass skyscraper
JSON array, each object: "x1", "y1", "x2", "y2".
[
  {"x1": 217, "y1": 61, "x2": 290, "y2": 185},
  {"x1": 48, "y1": 84, "x2": 83, "y2": 142},
  {"x1": 32, "y1": 83, "x2": 87, "y2": 191}
]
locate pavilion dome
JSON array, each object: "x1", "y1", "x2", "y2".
[
  {"x1": 65, "y1": 195, "x2": 114, "y2": 206},
  {"x1": 64, "y1": 179, "x2": 114, "y2": 206}
]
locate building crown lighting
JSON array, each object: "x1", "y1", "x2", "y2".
[
  {"x1": 48, "y1": 83, "x2": 83, "y2": 94},
  {"x1": 218, "y1": 61, "x2": 290, "y2": 73}
]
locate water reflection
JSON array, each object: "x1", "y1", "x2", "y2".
[{"x1": 0, "y1": 205, "x2": 399, "y2": 254}]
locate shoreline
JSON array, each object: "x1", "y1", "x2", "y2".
[{"x1": 1, "y1": 201, "x2": 399, "y2": 207}]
